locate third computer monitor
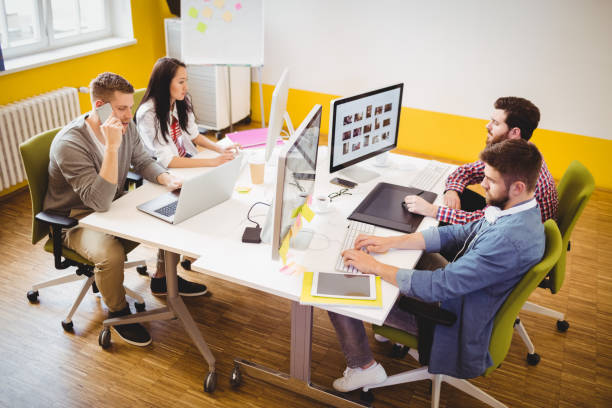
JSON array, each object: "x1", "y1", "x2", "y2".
[{"x1": 329, "y1": 83, "x2": 403, "y2": 182}]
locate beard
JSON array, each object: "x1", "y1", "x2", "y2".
[
  {"x1": 486, "y1": 189, "x2": 510, "y2": 209},
  {"x1": 486, "y1": 131, "x2": 509, "y2": 147}
]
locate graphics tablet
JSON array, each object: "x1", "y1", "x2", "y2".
[{"x1": 348, "y1": 182, "x2": 437, "y2": 233}]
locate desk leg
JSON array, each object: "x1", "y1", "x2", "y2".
[
  {"x1": 163, "y1": 251, "x2": 217, "y2": 391},
  {"x1": 232, "y1": 301, "x2": 370, "y2": 407}
]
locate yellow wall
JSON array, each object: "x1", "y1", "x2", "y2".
[
  {"x1": 0, "y1": 1, "x2": 172, "y2": 108},
  {"x1": 251, "y1": 84, "x2": 612, "y2": 190},
  {"x1": 0, "y1": 1, "x2": 173, "y2": 197}
]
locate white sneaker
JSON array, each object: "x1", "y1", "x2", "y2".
[
  {"x1": 332, "y1": 362, "x2": 387, "y2": 392},
  {"x1": 374, "y1": 333, "x2": 389, "y2": 342}
]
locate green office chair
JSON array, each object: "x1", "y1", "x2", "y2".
[
  {"x1": 364, "y1": 219, "x2": 562, "y2": 408},
  {"x1": 132, "y1": 87, "x2": 146, "y2": 116},
  {"x1": 516, "y1": 160, "x2": 595, "y2": 364},
  {"x1": 20, "y1": 128, "x2": 148, "y2": 332}
]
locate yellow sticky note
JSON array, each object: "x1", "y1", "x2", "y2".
[
  {"x1": 290, "y1": 214, "x2": 303, "y2": 236},
  {"x1": 279, "y1": 233, "x2": 291, "y2": 264},
  {"x1": 214, "y1": 0, "x2": 225, "y2": 9},
  {"x1": 222, "y1": 11, "x2": 233, "y2": 22},
  {"x1": 235, "y1": 186, "x2": 251, "y2": 193},
  {"x1": 202, "y1": 7, "x2": 213, "y2": 18},
  {"x1": 188, "y1": 7, "x2": 198, "y2": 18},
  {"x1": 301, "y1": 203, "x2": 315, "y2": 222},
  {"x1": 291, "y1": 204, "x2": 304, "y2": 218},
  {"x1": 197, "y1": 22, "x2": 207, "y2": 33}
]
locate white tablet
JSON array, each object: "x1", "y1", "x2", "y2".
[{"x1": 311, "y1": 272, "x2": 376, "y2": 300}]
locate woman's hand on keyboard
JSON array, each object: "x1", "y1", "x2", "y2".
[
  {"x1": 404, "y1": 195, "x2": 438, "y2": 218},
  {"x1": 354, "y1": 234, "x2": 392, "y2": 254}
]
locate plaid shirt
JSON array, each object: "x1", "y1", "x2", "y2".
[{"x1": 438, "y1": 159, "x2": 558, "y2": 224}]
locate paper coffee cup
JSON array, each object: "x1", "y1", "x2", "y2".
[{"x1": 249, "y1": 152, "x2": 265, "y2": 185}]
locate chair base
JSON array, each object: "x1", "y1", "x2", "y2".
[
  {"x1": 364, "y1": 366, "x2": 507, "y2": 408},
  {"x1": 29, "y1": 258, "x2": 148, "y2": 329},
  {"x1": 522, "y1": 301, "x2": 565, "y2": 321}
]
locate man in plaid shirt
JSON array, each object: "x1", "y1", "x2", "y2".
[{"x1": 403, "y1": 97, "x2": 558, "y2": 224}]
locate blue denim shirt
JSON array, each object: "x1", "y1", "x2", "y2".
[{"x1": 395, "y1": 204, "x2": 545, "y2": 378}]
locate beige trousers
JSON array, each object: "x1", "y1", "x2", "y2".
[{"x1": 63, "y1": 227, "x2": 133, "y2": 312}]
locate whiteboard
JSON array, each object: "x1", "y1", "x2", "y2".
[{"x1": 181, "y1": 0, "x2": 263, "y2": 66}]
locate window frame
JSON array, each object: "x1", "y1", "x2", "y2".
[{"x1": 1, "y1": 0, "x2": 112, "y2": 60}]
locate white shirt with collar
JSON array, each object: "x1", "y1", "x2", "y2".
[{"x1": 135, "y1": 98, "x2": 199, "y2": 168}]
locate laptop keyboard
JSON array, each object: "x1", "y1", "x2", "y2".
[{"x1": 154, "y1": 201, "x2": 178, "y2": 217}]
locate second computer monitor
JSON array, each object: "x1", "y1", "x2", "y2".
[
  {"x1": 329, "y1": 83, "x2": 403, "y2": 182},
  {"x1": 265, "y1": 68, "x2": 295, "y2": 162}
]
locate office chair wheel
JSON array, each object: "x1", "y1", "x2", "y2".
[
  {"x1": 180, "y1": 259, "x2": 192, "y2": 270},
  {"x1": 556, "y1": 320, "x2": 570, "y2": 332},
  {"x1": 230, "y1": 365, "x2": 242, "y2": 388},
  {"x1": 134, "y1": 302, "x2": 146, "y2": 312},
  {"x1": 98, "y1": 328, "x2": 111, "y2": 349},
  {"x1": 27, "y1": 290, "x2": 39, "y2": 303},
  {"x1": 360, "y1": 390, "x2": 374, "y2": 403},
  {"x1": 61, "y1": 320, "x2": 74, "y2": 332},
  {"x1": 527, "y1": 352, "x2": 540, "y2": 366},
  {"x1": 203, "y1": 371, "x2": 217, "y2": 393},
  {"x1": 390, "y1": 344, "x2": 410, "y2": 359},
  {"x1": 136, "y1": 265, "x2": 148, "y2": 276}
]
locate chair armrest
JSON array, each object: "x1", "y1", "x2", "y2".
[
  {"x1": 35, "y1": 211, "x2": 78, "y2": 229},
  {"x1": 35, "y1": 211, "x2": 78, "y2": 269},
  {"x1": 398, "y1": 296, "x2": 457, "y2": 326},
  {"x1": 126, "y1": 171, "x2": 143, "y2": 190}
]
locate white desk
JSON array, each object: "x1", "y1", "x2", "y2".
[{"x1": 80, "y1": 146, "x2": 454, "y2": 406}]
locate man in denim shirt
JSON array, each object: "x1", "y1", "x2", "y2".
[{"x1": 329, "y1": 139, "x2": 546, "y2": 392}]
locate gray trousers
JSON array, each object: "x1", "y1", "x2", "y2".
[{"x1": 328, "y1": 253, "x2": 449, "y2": 368}]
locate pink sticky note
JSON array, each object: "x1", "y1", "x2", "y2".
[
  {"x1": 307, "y1": 195, "x2": 313, "y2": 206},
  {"x1": 235, "y1": 3, "x2": 242, "y2": 10}
]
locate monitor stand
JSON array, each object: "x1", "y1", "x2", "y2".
[
  {"x1": 290, "y1": 229, "x2": 314, "y2": 250},
  {"x1": 339, "y1": 164, "x2": 380, "y2": 183}
]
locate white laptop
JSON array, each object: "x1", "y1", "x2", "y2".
[{"x1": 137, "y1": 153, "x2": 244, "y2": 224}]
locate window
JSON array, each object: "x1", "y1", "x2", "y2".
[{"x1": 0, "y1": 0, "x2": 110, "y2": 59}]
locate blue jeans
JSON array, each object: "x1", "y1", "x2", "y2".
[{"x1": 328, "y1": 253, "x2": 448, "y2": 368}]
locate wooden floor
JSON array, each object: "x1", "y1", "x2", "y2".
[{"x1": 0, "y1": 177, "x2": 611, "y2": 407}]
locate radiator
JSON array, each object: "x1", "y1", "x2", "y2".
[{"x1": 0, "y1": 87, "x2": 80, "y2": 190}]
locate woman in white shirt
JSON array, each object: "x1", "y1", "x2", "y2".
[{"x1": 136, "y1": 57, "x2": 238, "y2": 168}]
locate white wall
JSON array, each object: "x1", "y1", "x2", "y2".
[{"x1": 259, "y1": 0, "x2": 612, "y2": 139}]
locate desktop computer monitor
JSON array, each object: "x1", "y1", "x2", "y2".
[
  {"x1": 264, "y1": 68, "x2": 295, "y2": 162},
  {"x1": 261, "y1": 104, "x2": 322, "y2": 260},
  {"x1": 328, "y1": 83, "x2": 403, "y2": 182}
]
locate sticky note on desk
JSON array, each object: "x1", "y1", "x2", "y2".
[{"x1": 235, "y1": 186, "x2": 251, "y2": 193}]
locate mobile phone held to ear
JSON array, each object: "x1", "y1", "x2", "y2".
[
  {"x1": 330, "y1": 177, "x2": 357, "y2": 189},
  {"x1": 96, "y1": 103, "x2": 113, "y2": 124}
]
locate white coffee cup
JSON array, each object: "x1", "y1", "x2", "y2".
[{"x1": 313, "y1": 194, "x2": 331, "y2": 213}]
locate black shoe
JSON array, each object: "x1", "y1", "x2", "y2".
[
  {"x1": 150, "y1": 275, "x2": 208, "y2": 297},
  {"x1": 108, "y1": 305, "x2": 152, "y2": 347}
]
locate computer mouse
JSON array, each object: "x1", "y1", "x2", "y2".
[{"x1": 401, "y1": 200, "x2": 409, "y2": 211}]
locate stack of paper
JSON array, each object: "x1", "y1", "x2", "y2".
[{"x1": 226, "y1": 127, "x2": 284, "y2": 149}]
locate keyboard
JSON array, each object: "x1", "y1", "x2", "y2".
[
  {"x1": 154, "y1": 201, "x2": 178, "y2": 217},
  {"x1": 335, "y1": 221, "x2": 376, "y2": 274},
  {"x1": 411, "y1": 161, "x2": 451, "y2": 191}
]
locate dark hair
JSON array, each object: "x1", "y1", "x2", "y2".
[
  {"x1": 140, "y1": 57, "x2": 193, "y2": 143},
  {"x1": 479, "y1": 139, "x2": 542, "y2": 192},
  {"x1": 494, "y1": 97, "x2": 540, "y2": 141},
  {"x1": 89, "y1": 72, "x2": 134, "y2": 103}
]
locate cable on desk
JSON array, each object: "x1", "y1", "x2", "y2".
[{"x1": 247, "y1": 202, "x2": 270, "y2": 228}]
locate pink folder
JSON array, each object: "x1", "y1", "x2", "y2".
[{"x1": 226, "y1": 127, "x2": 284, "y2": 149}]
